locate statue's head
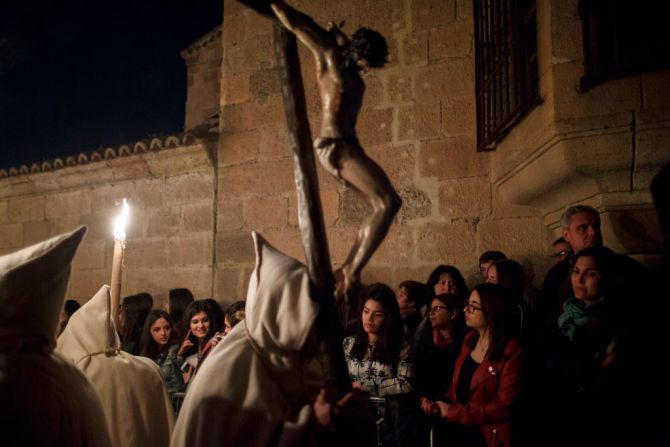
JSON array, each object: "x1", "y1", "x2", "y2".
[{"x1": 347, "y1": 27, "x2": 388, "y2": 70}]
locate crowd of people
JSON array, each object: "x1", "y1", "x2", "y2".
[
  {"x1": 77, "y1": 287, "x2": 248, "y2": 407},
  {"x1": 319, "y1": 203, "x2": 654, "y2": 447},
  {"x1": 52, "y1": 202, "x2": 661, "y2": 447}
]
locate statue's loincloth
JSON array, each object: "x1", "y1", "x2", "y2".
[{"x1": 314, "y1": 135, "x2": 362, "y2": 183}]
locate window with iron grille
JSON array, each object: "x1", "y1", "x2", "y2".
[
  {"x1": 474, "y1": 0, "x2": 540, "y2": 151},
  {"x1": 580, "y1": 0, "x2": 670, "y2": 91}
]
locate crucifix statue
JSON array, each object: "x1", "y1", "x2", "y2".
[
  {"x1": 269, "y1": 0, "x2": 401, "y2": 303},
  {"x1": 237, "y1": 0, "x2": 401, "y2": 406},
  {"x1": 242, "y1": 0, "x2": 401, "y2": 305},
  {"x1": 271, "y1": 0, "x2": 401, "y2": 302},
  {"x1": 170, "y1": 3, "x2": 398, "y2": 445}
]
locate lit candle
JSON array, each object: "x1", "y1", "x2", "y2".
[{"x1": 110, "y1": 198, "x2": 129, "y2": 327}]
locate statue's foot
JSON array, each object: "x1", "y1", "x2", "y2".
[
  {"x1": 334, "y1": 266, "x2": 361, "y2": 306},
  {"x1": 334, "y1": 268, "x2": 347, "y2": 303}
]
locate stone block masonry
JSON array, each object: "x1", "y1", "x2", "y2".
[
  {"x1": 213, "y1": 0, "x2": 667, "y2": 300},
  {"x1": 2, "y1": 0, "x2": 667, "y2": 308},
  {"x1": 0, "y1": 137, "x2": 217, "y2": 308}
]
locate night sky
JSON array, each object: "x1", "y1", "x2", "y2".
[{"x1": 0, "y1": 0, "x2": 222, "y2": 169}]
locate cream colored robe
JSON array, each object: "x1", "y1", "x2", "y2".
[
  {"x1": 57, "y1": 284, "x2": 175, "y2": 447},
  {"x1": 171, "y1": 232, "x2": 326, "y2": 447},
  {"x1": 0, "y1": 226, "x2": 112, "y2": 447}
]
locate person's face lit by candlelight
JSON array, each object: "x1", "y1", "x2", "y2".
[
  {"x1": 190, "y1": 311, "x2": 210, "y2": 342},
  {"x1": 150, "y1": 317, "x2": 172, "y2": 347}
]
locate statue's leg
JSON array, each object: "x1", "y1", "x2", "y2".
[{"x1": 333, "y1": 147, "x2": 401, "y2": 300}]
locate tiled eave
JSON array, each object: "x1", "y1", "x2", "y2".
[{"x1": 0, "y1": 134, "x2": 197, "y2": 179}]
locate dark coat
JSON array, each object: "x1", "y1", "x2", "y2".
[
  {"x1": 542, "y1": 299, "x2": 616, "y2": 447},
  {"x1": 539, "y1": 250, "x2": 648, "y2": 330},
  {"x1": 413, "y1": 326, "x2": 463, "y2": 400},
  {"x1": 445, "y1": 331, "x2": 524, "y2": 447}
]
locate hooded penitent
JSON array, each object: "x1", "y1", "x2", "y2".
[
  {"x1": 0, "y1": 226, "x2": 112, "y2": 447},
  {"x1": 170, "y1": 232, "x2": 325, "y2": 447},
  {"x1": 57, "y1": 284, "x2": 175, "y2": 447}
]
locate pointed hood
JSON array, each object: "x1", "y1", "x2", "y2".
[
  {"x1": 0, "y1": 226, "x2": 86, "y2": 348},
  {"x1": 56, "y1": 285, "x2": 119, "y2": 367},
  {"x1": 244, "y1": 231, "x2": 319, "y2": 371},
  {"x1": 0, "y1": 226, "x2": 111, "y2": 447},
  {"x1": 170, "y1": 232, "x2": 323, "y2": 447},
  {"x1": 57, "y1": 284, "x2": 175, "y2": 447}
]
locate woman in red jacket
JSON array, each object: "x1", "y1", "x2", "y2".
[{"x1": 421, "y1": 283, "x2": 524, "y2": 447}]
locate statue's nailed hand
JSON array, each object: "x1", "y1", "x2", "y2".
[{"x1": 326, "y1": 21, "x2": 346, "y2": 31}]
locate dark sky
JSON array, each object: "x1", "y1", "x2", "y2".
[{"x1": 0, "y1": 0, "x2": 222, "y2": 169}]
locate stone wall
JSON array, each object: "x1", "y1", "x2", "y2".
[
  {"x1": 215, "y1": 0, "x2": 544, "y2": 297},
  {"x1": 492, "y1": 0, "x2": 669, "y2": 262},
  {"x1": 183, "y1": 26, "x2": 223, "y2": 133},
  {"x1": 2, "y1": 0, "x2": 668, "y2": 307},
  {"x1": 0, "y1": 136, "x2": 217, "y2": 307},
  {"x1": 214, "y1": 0, "x2": 668, "y2": 301}
]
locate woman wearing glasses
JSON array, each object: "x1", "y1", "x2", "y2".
[
  {"x1": 413, "y1": 264, "x2": 469, "y2": 349},
  {"x1": 420, "y1": 283, "x2": 523, "y2": 447},
  {"x1": 414, "y1": 293, "x2": 466, "y2": 444}
]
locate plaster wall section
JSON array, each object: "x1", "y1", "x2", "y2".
[
  {"x1": 0, "y1": 140, "x2": 217, "y2": 308},
  {"x1": 216, "y1": 0, "x2": 549, "y2": 292}
]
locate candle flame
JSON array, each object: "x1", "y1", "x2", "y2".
[{"x1": 113, "y1": 198, "x2": 129, "y2": 240}]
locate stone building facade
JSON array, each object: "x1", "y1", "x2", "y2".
[
  {"x1": 1, "y1": 0, "x2": 668, "y2": 307},
  {"x1": 0, "y1": 137, "x2": 218, "y2": 302}
]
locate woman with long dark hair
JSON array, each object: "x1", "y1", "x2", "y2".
[
  {"x1": 343, "y1": 283, "x2": 414, "y2": 446},
  {"x1": 414, "y1": 293, "x2": 466, "y2": 444},
  {"x1": 119, "y1": 294, "x2": 151, "y2": 355},
  {"x1": 198, "y1": 300, "x2": 244, "y2": 366},
  {"x1": 176, "y1": 300, "x2": 216, "y2": 384},
  {"x1": 414, "y1": 293, "x2": 466, "y2": 401},
  {"x1": 139, "y1": 309, "x2": 185, "y2": 395},
  {"x1": 413, "y1": 264, "x2": 469, "y2": 349},
  {"x1": 426, "y1": 264, "x2": 469, "y2": 302},
  {"x1": 167, "y1": 288, "x2": 194, "y2": 341},
  {"x1": 202, "y1": 298, "x2": 225, "y2": 334},
  {"x1": 343, "y1": 283, "x2": 413, "y2": 396},
  {"x1": 421, "y1": 283, "x2": 523, "y2": 447},
  {"x1": 543, "y1": 245, "x2": 620, "y2": 447}
]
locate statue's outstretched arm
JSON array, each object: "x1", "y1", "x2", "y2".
[
  {"x1": 270, "y1": 1, "x2": 335, "y2": 58},
  {"x1": 327, "y1": 21, "x2": 349, "y2": 47}
]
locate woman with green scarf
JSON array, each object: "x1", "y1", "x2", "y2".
[{"x1": 543, "y1": 245, "x2": 620, "y2": 447}]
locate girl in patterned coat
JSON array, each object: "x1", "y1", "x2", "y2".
[{"x1": 343, "y1": 283, "x2": 414, "y2": 446}]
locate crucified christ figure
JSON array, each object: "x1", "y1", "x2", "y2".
[{"x1": 269, "y1": 0, "x2": 402, "y2": 302}]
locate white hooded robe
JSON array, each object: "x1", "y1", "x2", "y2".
[
  {"x1": 171, "y1": 232, "x2": 326, "y2": 447},
  {"x1": 0, "y1": 226, "x2": 112, "y2": 447},
  {"x1": 57, "y1": 284, "x2": 175, "y2": 447}
]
